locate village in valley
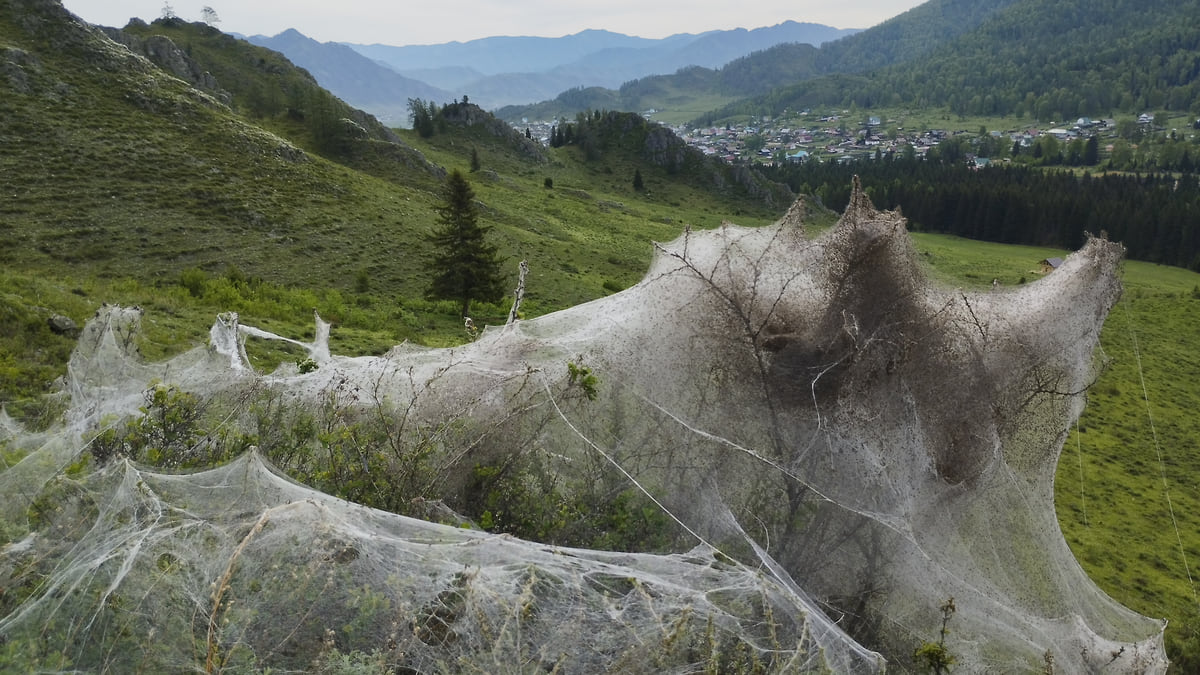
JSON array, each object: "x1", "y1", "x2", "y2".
[
  {"x1": 521, "y1": 109, "x2": 1199, "y2": 169},
  {"x1": 665, "y1": 110, "x2": 1190, "y2": 167}
]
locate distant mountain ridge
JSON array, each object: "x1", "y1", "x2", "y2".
[
  {"x1": 247, "y1": 28, "x2": 453, "y2": 125},
  {"x1": 348, "y1": 29, "x2": 683, "y2": 76},
  {"x1": 506, "y1": 0, "x2": 1199, "y2": 127},
  {"x1": 496, "y1": 41, "x2": 826, "y2": 124},
  {"x1": 247, "y1": 21, "x2": 858, "y2": 115},
  {"x1": 347, "y1": 22, "x2": 854, "y2": 79}
]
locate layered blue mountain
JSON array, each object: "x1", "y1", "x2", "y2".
[
  {"x1": 251, "y1": 22, "x2": 859, "y2": 115},
  {"x1": 246, "y1": 28, "x2": 452, "y2": 125}
]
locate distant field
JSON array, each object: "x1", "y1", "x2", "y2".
[{"x1": 643, "y1": 93, "x2": 739, "y2": 125}]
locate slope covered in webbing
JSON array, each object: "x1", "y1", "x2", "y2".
[{"x1": 0, "y1": 181, "x2": 1166, "y2": 672}]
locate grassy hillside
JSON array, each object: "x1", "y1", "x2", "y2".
[
  {"x1": 1058, "y1": 277, "x2": 1200, "y2": 668},
  {"x1": 0, "y1": 0, "x2": 788, "y2": 407},
  {"x1": 1, "y1": 4, "x2": 436, "y2": 292}
]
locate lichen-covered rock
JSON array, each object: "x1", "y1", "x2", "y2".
[
  {"x1": 46, "y1": 314, "x2": 78, "y2": 336},
  {"x1": 99, "y1": 26, "x2": 232, "y2": 106},
  {"x1": 0, "y1": 46, "x2": 40, "y2": 93}
]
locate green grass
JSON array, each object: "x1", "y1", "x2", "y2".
[
  {"x1": 909, "y1": 233, "x2": 1068, "y2": 287},
  {"x1": 639, "y1": 93, "x2": 739, "y2": 126},
  {"x1": 1058, "y1": 286, "x2": 1200, "y2": 638}
]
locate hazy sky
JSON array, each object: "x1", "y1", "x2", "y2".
[{"x1": 60, "y1": 0, "x2": 927, "y2": 45}]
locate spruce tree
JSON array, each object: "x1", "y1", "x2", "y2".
[
  {"x1": 1083, "y1": 136, "x2": 1100, "y2": 166},
  {"x1": 426, "y1": 170, "x2": 506, "y2": 318}
]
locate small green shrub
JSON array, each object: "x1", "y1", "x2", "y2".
[
  {"x1": 567, "y1": 360, "x2": 599, "y2": 401},
  {"x1": 915, "y1": 597, "x2": 957, "y2": 674},
  {"x1": 353, "y1": 268, "x2": 371, "y2": 294},
  {"x1": 87, "y1": 385, "x2": 219, "y2": 469},
  {"x1": 180, "y1": 267, "x2": 208, "y2": 298},
  {"x1": 914, "y1": 640, "x2": 955, "y2": 674},
  {"x1": 0, "y1": 517, "x2": 26, "y2": 546},
  {"x1": 464, "y1": 454, "x2": 681, "y2": 552}
]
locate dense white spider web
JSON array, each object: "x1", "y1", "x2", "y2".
[{"x1": 0, "y1": 181, "x2": 1167, "y2": 672}]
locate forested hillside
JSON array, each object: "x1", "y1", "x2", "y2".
[
  {"x1": 807, "y1": 0, "x2": 1023, "y2": 76},
  {"x1": 715, "y1": 0, "x2": 1200, "y2": 120},
  {"x1": 537, "y1": 107, "x2": 794, "y2": 208},
  {"x1": 505, "y1": 0, "x2": 1200, "y2": 125}
]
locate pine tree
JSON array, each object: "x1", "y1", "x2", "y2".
[
  {"x1": 426, "y1": 170, "x2": 506, "y2": 318},
  {"x1": 632, "y1": 168, "x2": 644, "y2": 191}
]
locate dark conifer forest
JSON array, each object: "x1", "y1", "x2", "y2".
[{"x1": 767, "y1": 157, "x2": 1200, "y2": 270}]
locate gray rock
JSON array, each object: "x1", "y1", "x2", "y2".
[
  {"x1": 100, "y1": 25, "x2": 232, "y2": 106},
  {"x1": 1, "y1": 46, "x2": 39, "y2": 93},
  {"x1": 47, "y1": 314, "x2": 79, "y2": 336}
]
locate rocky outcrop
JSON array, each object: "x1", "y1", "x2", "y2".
[
  {"x1": 439, "y1": 101, "x2": 548, "y2": 163},
  {"x1": 100, "y1": 21, "x2": 232, "y2": 106},
  {"x1": 1, "y1": 46, "x2": 41, "y2": 93},
  {"x1": 642, "y1": 124, "x2": 695, "y2": 172},
  {"x1": 3, "y1": 0, "x2": 154, "y2": 77}
]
